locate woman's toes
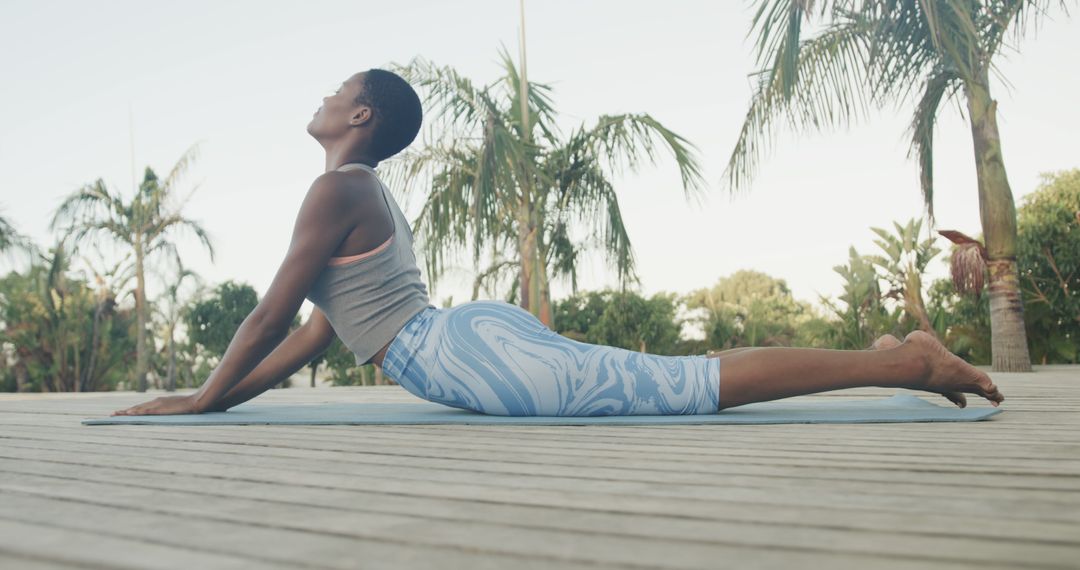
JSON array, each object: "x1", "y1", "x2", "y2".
[
  {"x1": 986, "y1": 384, "x2": 1004, "y2": 406},
  {"x1": 944, "y1": 392, "x2": 967, "y2": 408}
]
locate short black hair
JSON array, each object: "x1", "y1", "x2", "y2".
[{"x1": 353, "y1": 69, "x2": 423, "y2": 160}]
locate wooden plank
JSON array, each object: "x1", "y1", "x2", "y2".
[
  {"x1": 3, "y1": 454, "x2": 1078, "y2": 552},
  {"x1": 0, "y1": 472, "x2": 1051, "y2": 569},
  {"x1": 10, "y1": 417, "x2": 1078, "y2": 455},
  {"x1": 5, "y1": 413, "x2": 1077, "y2": 458},
  {"x1": 5, "y1": 423, "x2": 1078, "y2": 474},
  {"x1": 3, "y1": 444, "x2": 1078, "y2": 530},
  {"x1": 8, "y1": 412, "x2": 1080, "y2": 449},
  {"x1": 0, "y1": 552, "x2": 87, "y2": 570},
  {"x1": 0, "y1": 517, "x2": 292, "y2": 570},
  {"x1": 0, "y1": 491, "x2": 614, "y2": 570},
  {"x1": 4, "y1": 433, "x2": 1078, "y2": 499},
  {"x1": 0, "y1": 437, "x2": 1076, "y2": 522}
]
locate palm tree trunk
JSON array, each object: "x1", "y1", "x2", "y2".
[
  {"x1": 14, "y1": 360, "x2": 29, "y2": 393},
  {"x1": 516, "y1": 206, "x2": 540, "y2": 317},
  {"x1": 167, "y1": 325, "x2": 177, "y2": 392},
  {"x1": 72, "y1": 336, "x2": 81, "y2": 393},
  {"x1": 526, "y1": 203, "x2": 546, "y2": 324},
  {"x1": 538, "y1": 264, "x2": 553, "y2": 327},
  {"x1": 82, "y1": 299, "x2": 105, "y2": 392},
  {"x1": 535, "y1": 219, "x2": 553, "y2": 327},
  {"x1": 134, "y1": 240, "x2": 149, "y2": 391},
  {"x1": 964, "y1": 72, "x2": 1031, "y2": 372}
]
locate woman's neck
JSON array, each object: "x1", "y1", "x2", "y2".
[{"x1": 324, "y1": 148, "x2": 379, "y2": 173}]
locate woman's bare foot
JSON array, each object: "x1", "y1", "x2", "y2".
[{"x1": 902, "y1": 330, "x2": 1004, "y2": 408}]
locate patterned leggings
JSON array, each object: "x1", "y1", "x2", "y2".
[{"x1": 380, "y1": 300, "x2": 720, "y2": 416}]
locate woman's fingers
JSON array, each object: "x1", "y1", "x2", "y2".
[
  {"x1": 112, "y1": 399, "x2": 157, "y2": 416},
  {"x1": 109, "y1": 396, "x2": 198, "y2": 417}
]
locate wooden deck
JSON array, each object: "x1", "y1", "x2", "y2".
[{"x1": 0, "y1": 366, "x2": 1077, "y2": 569}]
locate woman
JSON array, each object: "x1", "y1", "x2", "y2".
[{"x1": 113, "y1": 69, "x2": 1003, "y2": 417}]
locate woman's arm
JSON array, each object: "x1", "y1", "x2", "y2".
[
  {"x1": 112, "y1": 173, "x2": 360, "y2": 416},
  {"x1": 205, "y1": 308, "x2": 338, "y2": 411},
  {"x1": 111, "y1": 308, "x2": 339, "y2": 417},
  {"x1": 186, "y1": 175, "x2": 358, "y2": 412}
]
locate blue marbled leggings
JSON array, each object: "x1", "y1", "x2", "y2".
[{"x1": 381, "y1": 300, "x2": 720, "y2": 416}]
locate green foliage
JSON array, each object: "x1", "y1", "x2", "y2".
[
  {"x1": 0, "y1": 243, "x2": 136, "y2": 391},
  {"x1": 322, "y1": 337, "x2": 360, "y2": 385},
  {"x1": 551, "y1": 291, "x2": 608, "y2": 342},
  {"x1": 1016, "y1": 170, "x2": 1080, "y2": 363},
  {"x1": 820, "y1": 248, "x2": 905, "y2": 350},
  {"x1": 554, "y1": 290, "x2": 683, "y2": 355},
  {"x1": 927, "y1": 277, "x2": 992, "y2": 365},
  {"x1": 184, "y1": 280, "x2": 259, "y2": 361},
  {"x1": 866, "y1": 218, "x2": 941, "y2": 333},
  {"x1": 685, "y1": 270, "x2": 827, "y2": 349},
  {"x1": 320, "y1": 338, "x2": 388, "y2": 386}
]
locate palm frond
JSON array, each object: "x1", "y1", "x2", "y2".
[
  {"x1": 577, "y1": 113, "x2": 706, "y2": 201},
  {"x1": 495, "y1": 44, "x2": 560, "y2": 144},
  {"x1": 393, "y1": 56, "x2": 505, "y2": 135},
  {"x1": 908, "y1": 66, "x2": 962, "y2": 222},
  {"x1": 726, "y1": 15, "x2": 870, "y2": 191},
  {"x1": 49, "y1": 180, "x2": 118, "y2": 232},
  {"x1": 471, "y1": 258, "x2": 519, "y2": 301},
  {"x1": 404, "y1": 143, "x2": 516, "y2": 283},
  {"x1": 161, "y1": 144, "x2": 201, "y2": 194},
  {"x1": 149, "y1": 215, "x2": 216, "y2": 264},
  {"x1": 0, "y1": 212, "x2": 37, "y2": 258}
]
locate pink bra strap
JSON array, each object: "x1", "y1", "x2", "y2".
[{"x1": 327, "y1": 235, "x2": 394, "y2": 266}]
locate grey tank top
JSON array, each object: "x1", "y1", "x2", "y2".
[{"x1": 305, "y1": 162, "x2": 433, "y2": 366}]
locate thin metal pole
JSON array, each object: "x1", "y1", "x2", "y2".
[
  {"x1": 128, "y1": 103, "x2": 136, "y2": 192},
  {"x1": 517, "y1": 0, "x2": 529, "y2": 141}
]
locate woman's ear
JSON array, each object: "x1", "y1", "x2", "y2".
[{"x1": 350, "y1": 106, "x2": 373, "y2": 127}]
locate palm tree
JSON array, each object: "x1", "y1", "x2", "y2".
[
  {"x1": 50, "y1": 146, "x2": 215, "y2": 391},
  {"x1": 725, "y1": 0, "x2": 1069, "y2": 371},
  {"x1": 390, "y1": 50, "x2": 705, "y2": 325}
]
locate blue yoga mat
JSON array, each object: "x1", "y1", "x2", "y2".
[{"x1": 82, "y1": 394, "x2": 1001, "y2": 426}]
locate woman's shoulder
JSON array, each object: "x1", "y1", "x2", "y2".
[
  {"x1": 306, "y1": 169, "x2": 388, "y2": 215},
  {"x1": 310, "y1": 168, "x2": 379, "y2": 194}
]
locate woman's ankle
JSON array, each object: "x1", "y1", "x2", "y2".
[{"x1": 893, "y1": 333, "x2": 933, "y2": 389}]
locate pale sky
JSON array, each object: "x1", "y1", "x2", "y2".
[{"x1": 2, "y1": 0, "x2": 1077, "y2": 321}]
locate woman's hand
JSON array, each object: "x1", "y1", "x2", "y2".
[{"x1": 111, "y1": 395, "x2": 202, "y2": 416}]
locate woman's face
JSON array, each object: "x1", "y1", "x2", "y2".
[{"x1": 307, "y1": 72, "x2": 367, "y2": 140}]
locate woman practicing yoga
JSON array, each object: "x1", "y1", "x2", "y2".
[{"x1": 113, "y1": 69, "x2": 1004, "y2": 417}]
